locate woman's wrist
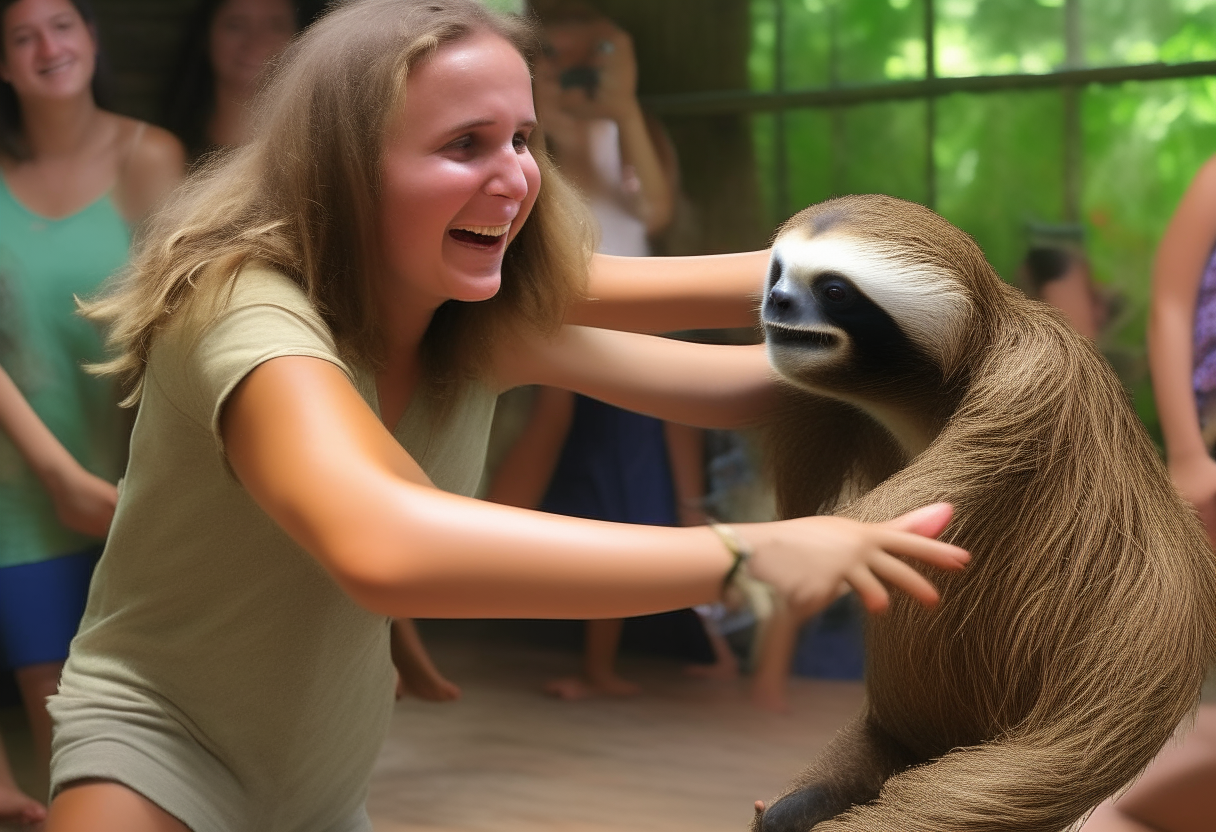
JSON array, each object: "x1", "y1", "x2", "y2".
[
  {"x1": 37, "y1": 453, "x2": 85, "y2": 498},
  {"x1": 708, "y1": 521, "x2": 753, "y2": 597},
  {"x1": 605, "y1": 98, "x2": 645, "y2": 130},
  {"x1": 1168, "y1": 447, "x2": 1214, "y2": 472}
]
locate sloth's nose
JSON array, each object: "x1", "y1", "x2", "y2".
[
  {"x1": 765, "y1": 281, "x2": 799, "y2": 322},
  {"x1": 768, "y1": 284, "x2": 795, "y2": 312}
]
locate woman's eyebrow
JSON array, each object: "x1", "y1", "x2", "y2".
[{"x1": 444, "y1": 116, "x2": 539, "y2": 134}]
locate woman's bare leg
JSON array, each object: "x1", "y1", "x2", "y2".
[
  {"x1": 684, "y1": 610, "x2": 740, "y2": 681},
  {"x1": 389, "y1": 619, "x2": 460, "y2": 702},
  {"x1": 15, "y1": 661, "x2": 62, "y2": 774},
  {"x1": 1081, "y1": 704, "x2": 1216, "y2": 832},
  {"x1": 0, "y1": 730, "x2": 45, "y2": 825},
  {"x1": 47, "y1": 781, "x2": 189, "y2": 832},
  {"x1": 1083, "y1": 802, "x2": 1157, "y2": 832},
  {"x1": 750, "y1": 605, "x2": 800, "y2": 713},
  {"x1": 545, "y1": 618, "x2": 640, "y2": 700}
]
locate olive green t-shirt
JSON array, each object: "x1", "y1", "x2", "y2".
[{"x1": 50, "y1": 265, "x2": 497, "y2": 832}]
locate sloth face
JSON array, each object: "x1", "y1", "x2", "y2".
[{"x1": 762, "y1": 231, "x2": 970, "y2": 408}]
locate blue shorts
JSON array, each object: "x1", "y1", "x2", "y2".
[{"x1": 0, "y1": 547, "x2": 101, "y2": 670}]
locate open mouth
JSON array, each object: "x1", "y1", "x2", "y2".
[
  {"x1": 449, "y1": 223, "x2": 511, "y2": 250},
  {"x1": 765, "y1": 325, "x2": 839, "y2": 349}
]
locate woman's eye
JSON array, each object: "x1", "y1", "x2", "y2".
[{"x1": 513, "y1": 132, "x2": 529, "y2": 151}]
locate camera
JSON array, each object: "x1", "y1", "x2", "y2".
[{"x1": 559, "y1": 65, "x2": 600, "y2": 96}]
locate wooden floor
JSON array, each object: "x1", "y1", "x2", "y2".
[
  {"x1": 1, "y1": 628, "x2": 864, "y2": 831},
  {"x1": 367, "y1": 627, "x2": 862, "y2": 832}
]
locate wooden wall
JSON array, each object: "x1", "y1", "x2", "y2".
[
  {"x1": 89, "y1": 0, "x2": 768, "y2": 254},
  {"x1": 90, "y1": 0, "x2": 327, "y2": 123},
  {"x1": 91, "y1": 0, "x2": 197, "y2": 123}
]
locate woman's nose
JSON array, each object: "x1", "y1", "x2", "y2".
[
  {"x1": 36, "y1": 30, "x2": 59, "y2": 59},
  {"x1": 486, "y1": 148, "x2": 530, "y2": 201}
]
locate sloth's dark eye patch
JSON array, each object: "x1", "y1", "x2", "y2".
[{"x1": 818, "y1": 273, "x2": 854, "y2": 304}]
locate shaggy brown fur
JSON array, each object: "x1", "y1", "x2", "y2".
[{"x1": 753, "y1": 194, "x2": 1216, "y2": 832}]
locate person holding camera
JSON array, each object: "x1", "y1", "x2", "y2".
[
  {"x1": 533, "y1": 5, "x2": 675, "y2": 245},
  {"x1": 486, "y1": 5, "x2": 707, "y2": 700}
]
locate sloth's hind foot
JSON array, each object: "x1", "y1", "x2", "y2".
[{"x1": 753, "y1": 785, "x2": 846, "y2": 832}]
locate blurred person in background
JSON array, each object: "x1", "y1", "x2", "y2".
[
  {"x1": 486, "y1": 4, "x2": 735, "y2": 700},
  {"x1": 1020, "y1": 244, "x2": 1107, "y2": 340},
  {"x1": 0, "y1": 0, "x2": 183, "y2": 820},
  {"x1": 164, "y1": 0, "x2": 297, "y2": 161},
  {"x1": 1080, "y1": 154, "x2": 1216, "y2": 832}
]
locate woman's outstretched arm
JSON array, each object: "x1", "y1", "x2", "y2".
[
  {"x1": 571, "y1": 250, "x2": 770, "y2": 333},
  {"x1": 1149, "y1": 154, "x2": 1216, "y2": 541},
  {"x1": 499, "y1": 325, "x2": 779, "y2": 429},
  {"x1": 222, "y1": 356, "x2": 968, "y2": 623}
]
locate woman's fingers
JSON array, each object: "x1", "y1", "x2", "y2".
[
  {"x1": 873, "y1": 526, "x2": 969, "y2": 569},
  {"x1": 866, "y1": 555, "x2": 942, "y2": 608},
  {"x1": 841, "y1": 565, "x2": 891, "y2": 614},
  {"x1": 882, "y1": 501, "x2": 953, "y2": 537}
]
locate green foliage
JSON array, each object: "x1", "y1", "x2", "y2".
[
  {"x1": 477, "y1": 0, "x2": 524, "y2": 13},
  {"x1": 748, "y1": 0, "x2": 1216, "y2": 438}
]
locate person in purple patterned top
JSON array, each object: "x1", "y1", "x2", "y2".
[
  {"x1": 1192, "y1": 243, "x2": 1216, "y2": 419},
  {"x1": 1083, "y1": 154, "x2": 1216, "y2": 832}
]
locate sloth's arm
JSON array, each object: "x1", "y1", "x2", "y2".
[
  {"x1": 1149, "y1": 154, "x2": 1216, "y2": 535},
  {"x1": 494, "y1": 324, "x2": 779, "y2": 429},
  {"x1": 570, "y1": 250, "x2": 769, "y2": 333}
]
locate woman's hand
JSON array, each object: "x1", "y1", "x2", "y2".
[
  {"x1": 738, "y1": 503, "x2": 968, "y2": 619},
  {"x1": 0, "y1": 364, "x2": 116, "y2": 538},
  {"x1": 560, "y1": 21, "x2": 639, "y2": 123},
  {"x1": 46, "y1": 463, "x2": 118, "y2": 538},
  {"x1": 1169, "y1": 452, "x2": 1216, "y2": 545}
]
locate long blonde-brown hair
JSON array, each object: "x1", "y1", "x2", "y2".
[{"x1": 86, "y1": 0, "x2": 594, "y2": 404}]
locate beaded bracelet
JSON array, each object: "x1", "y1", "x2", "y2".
[{"x1": 709, "y1": 521, "x2": 753, "y2": 597}]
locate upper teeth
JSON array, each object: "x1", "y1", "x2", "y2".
[{"x1": 454, "y1": 223, "x2": 511, "y2": 237}]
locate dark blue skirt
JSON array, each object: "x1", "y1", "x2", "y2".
[
  {"x1": 539, "y1": 397, "x2": 713, "y2": 662},
  {"x1": 541, "y1": 396, "x2": 679, "y2": 525}
]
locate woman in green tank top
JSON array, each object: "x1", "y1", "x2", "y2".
[{"x1": 0, "y1": 0, "x2": 183, "y2": 822}]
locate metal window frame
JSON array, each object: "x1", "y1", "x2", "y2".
[{"x1": 639, "y1": 0, "x2": 1216, "y2": 215}]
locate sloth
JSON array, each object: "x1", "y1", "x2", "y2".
[{"x1": 752, "y1": 194, "x2": 1216, "y2": 832}]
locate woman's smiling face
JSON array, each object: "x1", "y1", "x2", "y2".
[
  {"x1": 378, "y1": 30, "x2": 541, "y2": 313},
  {"x1": 0, "y1": 0, "x2": 96, "y2": 103}
]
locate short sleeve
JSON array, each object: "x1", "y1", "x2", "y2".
[{"x1": 147, "y1": 265, "x2": 358, "y2": 455}]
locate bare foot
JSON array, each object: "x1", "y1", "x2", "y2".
[
  {"x1": 0, "y1": 783, "x2": 46, "y2": 826},
  {"x1": 395, "y1": 670, "x2": 461, "y2": 703},
  {"x1": 543, "y1": 673, "x2": 641, "y2": 700},
  {"x1": 684, "y1": 657, "x2": 739, "y2": 681},
  {"x1": 750, "y1": 684, "x2": 791, "y2": 714}
]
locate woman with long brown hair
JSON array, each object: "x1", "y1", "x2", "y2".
[{"x1": 44, "y1": 2, "x2": 966, "y2": 829}]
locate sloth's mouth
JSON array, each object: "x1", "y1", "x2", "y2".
[{"x1": 765, "y1": 325, "x2": 839, "y2": 349}]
